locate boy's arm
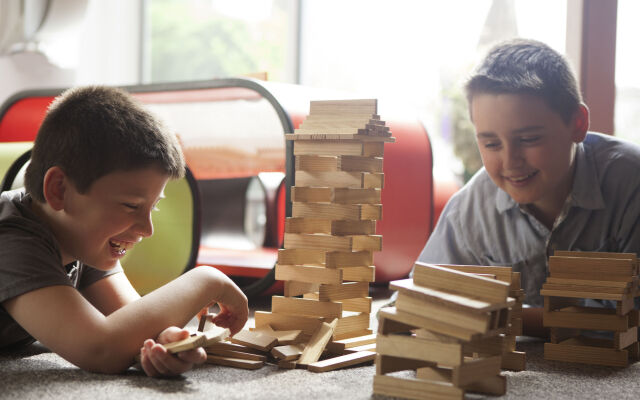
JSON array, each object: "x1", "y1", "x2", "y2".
[
  {"x1": 2, "y1": 266, "x2": 247, "y2": 374},
  {"x1": 80, "y1": 271, "x2": 140, "y2": 316}
]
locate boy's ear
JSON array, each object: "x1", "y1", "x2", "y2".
[
  {"x1": 42, "y1": 167, "x2": 68, "y2": 211},
  {"x1": 571, "y1": 104, "x2": 590, "y2": 142}
]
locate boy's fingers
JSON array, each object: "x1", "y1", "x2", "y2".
[
  {"x1": 151, "y1": 345, "x2": 193, "y2": 375},
  {"x1": 147, "y1": 343, "x2": 171, "y2": 376},
  {"x1": 140, "y1": 346, "x2": 160, "y2": 377},
  {"x1": 176, "y1": 347, "x2": 207, "y2": 364}
]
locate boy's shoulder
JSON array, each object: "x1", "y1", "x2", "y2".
[
  {"x1": 444, "y1": 168, "x2": 508, "y2": 221},
  {"x1": 584, "y1": 132, "x2": 640, "y2": 165}
]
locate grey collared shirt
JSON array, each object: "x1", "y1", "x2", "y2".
[{"x1": 419, "y1": 132, "x2": 640, "y2": 306}]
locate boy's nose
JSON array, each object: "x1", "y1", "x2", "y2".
[
  {"x1": 135, "y1": 212, "x2": 154, "y2": 238},
  {"x1": 504, "y1": 144, "x2": 525, "y2": 169}
]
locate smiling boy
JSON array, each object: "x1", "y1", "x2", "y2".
[
  {"x1": 419, "y1": 39, "x2": 640, "y2": 336},
  {"x1": 0, "y1": 86, "x2": 248, "y2": 376}
]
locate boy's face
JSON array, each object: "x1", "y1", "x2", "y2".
[
  {"x1": 471, "y1": 93, "x2": 587, "y2": 219},
  {"x1": 59, "y1": 166, "x2": 169, "y2": 270}
]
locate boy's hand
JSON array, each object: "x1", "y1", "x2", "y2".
[
  {"x1": 139, "y1": 327, "x2": 206, "y2": 378},
  {"x1": 204, "y1": 270, "x2": 249, "y2": 336}
]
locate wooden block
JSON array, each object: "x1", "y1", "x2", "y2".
[
  {"x1": 319, "y1": 282, "x2": 369, "y2": 301},
  {"x1": 338, "y1": 297, "x2": 372, "y2": 313},
  {"x1": 308, "y1": 351, "x2": 375, "y2": 372},
  {"x1": 229, "y1": 329, "x2": 278, "y2": 352},
  {"x1": 543, "y1": 305, "x2": 630, "y2": 331},
  {"x1": 284, "y1": 280, "x2": 320, "y2": 297},
  {"x1": 347, "y1": 343, "x2": 376, "y2": 353},
  {"x1": 340, "y1": 155, "x2": 383, "y2": 172},
  {"x1": 204, "y1": 341, "x2": 266, "y2": 355},
  {"x1": 276, "y1": 264, "x2": 343, "y2": 285},
  {"x1": 254, "y1": 311, "x2": 323, "y2": 335},
  {"x1": 438, "y1": 264, "x2": 513, "y2": 284},
  {"x1": 341, "y1": 265, "x2": 376, "y2": 282},
  {"x1": 378, "y1": 307, "x2": 481, "y2": 342},
  {"x1": 271, "y1": 344, "x2": 305, "y2": 361},
  {"x1": 291, "y1": 186, "x2": 333, "y2": 203},
  {"x1": 198, "y1": 313, "x2": 213, "y2": 332},
  {"x1": 376, "y1": 333, "x2": 463, "y2": 367},
  {"x1": 295, "y1": 171, "x2": 383, "y2": 189},
  {"x1": 615, "y1": 326, "x2": 638, "y2": 350},
  {"x1": 331, "y1": 220, "x2": 376, "y2": 235},
  {"x1": 328, "y1": 333, "x2": 377, "y2": 353},
  {"x1": 163, "y1": 334, "x2": 205, "y2": 354},
  {"x1": 334, "y1": 313, "x2": 370, "y2": 338},
  {"x1": 206, "y1": 348, "x2": 267, "y2": 362},
  {"x1": 548, "y1": 256, "x2": 635, "y2": 281},
  {"x1": 376, "y1": 354, "x2": 435, "y2": 374},
  {"x1": 395, "y1": 291, "x2": 491, "y2": 333},
  {"x1": 415, "y1": 329, "x2": 462, "y2": 344},
  {"x1": 309, "y1": 99, "x2": 377, "y2": 115},
  {"x1": 542, "y1": 282, "x2": 628, "y2": 295},
  {"x1": 545, "y1": 276, "x2": 632, "y2": 289},
  {"x1": 295, "y1": 155, "x2": 341, "y2": 172},
  {"x1": 298, "y1": 319, "x2": 338, "y2": 365},
  {"x1": 507, "y1": 317, "x2": 523, "y2": 336},
  {"x1": 543, "y1": 295, "x2": 580, "y2": 312},
  {"x1": 463, "y1": 374, "x2": 507, "y2": 396},
  {"x1": 544, "y1": 340, "x2": 629, "y2": 367},
  {"x1": 462, "y1": 335, "x2": 507, "y2": 356},
  {"x1": 285, "y1": 218, "x2": 331, "y2": 234},
  {"x1": 284, "y1": 233, "x2": 381, "y2": 253},
  {"x1": 272, "y1": 296, "x2": 342, "y2": 319},
  {"x1": 206, "y1": 355, "x2": 264, "y2": 370},
  {"x1": 377, "y1": 313, "x2": 416, "y2": 335},
  {"x1": 351, "y1": 235, "x2": 382, "y2": 251},
  {"x1": 415, "y1": 365, "x2": 451, "y2": 382},
  {"x1": 293, "y1": 140, "x2": 384, "y2": 157},
  {"x1": 292, "y1": 203, "x2": 381, "y2": 221},
  {"x1": 252, "y1": 324, "x2": 303, "y2": 345},
  {"x1": 413, "y1": 263, "x2": 510, "y2": 303},
  {"x1": 325, "y1": 251, "x2": 373, "y2": 268},
  {"x1": 202, "y1": 326, "x2": 231, "y2": 347},
  {"x1": 540, "y1": 288, "x2": 625, "y2": 301},
  {"x1": 501, "y1": 350, "x2": 526, "y2": 371},
  {"x1": 452, "y1": 356, "x2": 502, "y2": 386},
  {"x1": 617, "y1": 294, "x2": 635, "y2": 315},
  {"x1": 373, "y1": 374, "x2": 463, "y2": 400},
  {"x1": 277, "y1": 248, "x2": 325, "y2": 266},
  {"x1": 554, "y1": 250, "x2": 637, "y2": 263},
  {"x1": 332, "y1": 188, "x2": 381, "y2": 204}
]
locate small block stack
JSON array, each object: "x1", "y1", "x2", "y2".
[
  {"x1": 254, "y1": 99, "x2": 394, "y2": 372},
  {"x1": 374, "y1": 263, "x2": 515, "y2": 399},
  {"x1": 541, "y1": 251, "x2": 640, "y2": 367}
]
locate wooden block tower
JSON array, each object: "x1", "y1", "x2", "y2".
[
  {"x1": 374, "y1": 263, "x2": 514, "y2": 399},
  {"x1": 254, "y1": 99, "x2": 394, "y2": 367},
  {"x1": 541, "y1": 251, "x2": 640, "y2": 367}
]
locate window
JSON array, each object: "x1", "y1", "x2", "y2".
[
  {"x1": 145, "y1": 0, "x2": 297, "y2": 83},
  {"x1": 615, "y1": 0, "x2": 640, "y2": 143}
]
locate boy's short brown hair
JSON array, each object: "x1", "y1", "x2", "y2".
[
  {"x1": 466, "y1": 39, "x2": 583, "y2": 124},
  {"x1": 25, "y1": 86, "x2": 185, "y2": 202}
]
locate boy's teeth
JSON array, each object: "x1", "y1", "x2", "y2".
[{"x1": 109, "y1": 240, "x2": 134, "y2": 254}]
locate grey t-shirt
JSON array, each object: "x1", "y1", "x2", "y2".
[{"x1": 0, "y1": 189, "x2": 122, "y2": 349}]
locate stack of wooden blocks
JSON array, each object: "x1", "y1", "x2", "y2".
[
  {"x1": 253, "y1": 99, "x2": 394, "y2": 371},
  {"x1": 374, "y1": 263, "x2": 515, "y2": 399},
  {"x1": 441, "y1": 264, "x2": 526, "y2": 371},
  {"x1": 541, "y1": 251, "x2": 640, "y2": 367}
]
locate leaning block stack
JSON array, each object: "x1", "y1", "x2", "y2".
[
  {"x1": 541, "y1": 251, "x2": 640, "y2": 367},
  {"x1": 374, "y1": 263, "x2": 515, "y2": 399},
  {"x1": 439, "y1": 264, "x2": 526, "y2": 371},
  {"x1": 254, "y1": 99, "x2": 394, "y2": 371}
]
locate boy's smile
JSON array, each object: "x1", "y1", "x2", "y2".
[
  {"x1": 471, "y1": 93, "x2": 588, "y2": 227},
  {"x1": 56, "y1": 166, "x2": 170, "y2": 270}
]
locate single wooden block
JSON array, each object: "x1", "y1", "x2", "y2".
[
  {"x1": 254, "y1": 311, "x2": 323, "y2": 335},
  {"x1": 271, "y1": 344, "x2": 306, "y2": 361},
  {"x1": 284, "y1": 233, "x2": 381, "y2": 253},
  {"x1": 206, "y1": 355, "x2": 264, "y2": 370},
  {"x1": 617, "y1": 294, "x2": 636, "y2": 316},
  {"x1": 277, "y1": 248, "x2": 325, "y2": 265},
  {"x1": 284, "y1": 280, "x2": 320, "y2": 297},
  {"x1": 339, "y1": 155, "x2": 383, "y2": 172},
  {"x1": 251, "y1": 324, "x2": 303, "y2": 345},
  {"x1": 615, "y1": 326, "x2": 638, "y2": 350},
  {"x1": 292, "y1": 203, "x2": 382, "y2": 221},
  {"x1": 395, "y1": 292, "x2": 491, "y2": 334},
  {"x1": 334, "y1": 313, "x2": 370, "y2": 339},
  {"x1": 413, "y1": 262, "x2": 510, "y2": 304},
  {"x1": 291, "y1": 186, "x2": 333, "y2": 203},
  {"x1": 463, "y1": 374, "x2": 507, "y2": 396},
  {"x1": 202, "y1": 326, "x2": 231, "y2": 347},
  {"x1": 543, "y1": 305, "x2": 630, "y2": 331},
  {"x1": 543, "y1": 296, "x2": 581, "y2": 312},
  {"x1": 319, "y1": 282, "x2": 369, "y2": 301},
  {"x1": 540, "y1": 288, "x2": 625, "y2": 301},
  {"x1": 229, "y1": 329, "x2": 278, "y2": 352},
  {"x1": 198, "y1": 313, "x2": 213, "y2": 332},
  {"x1": 542, "y1": 282, "x2": 628, "y2": 295},
  {"x1": 285, "y1": 217, "x2": 331, "y2": 234},
  {"x1": 206, "y1": 348, "x2": 267, "y2": 362},
  {"x1": 545, "y1": 276, "x2": 632, "y2": 289},
  {"x1": 332, "y1": 187, "x2": 381, "y2": 204},
  {"x1": 309, "y1": 99, "x2": 377, "y2": 115},
  {"x1": 548, "y1": 256, "x2": 635, "y2": 281},
  {"x1": 437, "y1": 264, "x2": 513, "y2": 284},
  {"x1": 338, "y1": 297, "x2": 372, "y2": 313},
  {"x1": 295, "y1": 155, "x2": 341, "y2": 172},
  {"x1": 549, "y1": 327, "x2": 581, "y2": 344},
  {"x1": 373, "y1": 374, "x2": 463, "y2": 400},
  {"x1": 276, "y1": 264, "x2": 343, "y2": 285},
  {"x1": 293, "y1": 140, "x2": 384, "y2": 157},
  {"x1": 331, "y1": 220, "x2": 377, "y2": 236},
  {"x1": 376, "y1": 333, "x2": 463, "y2": 367},
  {"x1": 351, "y1": 235, "x2": 382, "y2": 251},
  {"x1": 163, "y1": 334, "x2": 205, "y2": 354},
  {"x1": 272, "y1": 295, "x2": 343, "y2": 319},
  {"x1": 328, "y1": 333, "x2": 377, "y2": 353},
  {"x1": 377, "y1": 314, "x2": 415, "y2": 335},
  {"x1": 544, "y1": 336, "x2": 630, "y2": 367},
  {"x1": 341, "y1": 265, "x2": 376, "y2": 282},
  {"x1": 308, "y1": 350, "x2": 375, "y2": 372},
  {"x1": 501, "y1": 350, "x2": 526, "y2": 371},
  {"x1": 461, "y1": 335, "x2": 507, "y2": 356},
  {"x1": 204, "y1": 341, "x2": 266, "y2": 355},
  {"x1": 507, "y1": 318, "x2": 523, "y2": 336},
  {"x1": 295, "y1": 170, "x2": 383, "y2": 189},
  {"x1": 297, "y1": 319, "x2": 338, "y2": 365},
  {"x1": 452, "y1": 356, "x2": 502, "y2": 386},
  {"x1": 378, "y1": 307, "x2": 481, "y2": 342},
  {"x1": 325, "y1": 251, "x2": 373, "y2": 268},
  {"x1": 554, "y1": 250, "x2": 637, "y2": 263}
]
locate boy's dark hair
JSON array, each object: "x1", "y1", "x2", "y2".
[
  {"x1": 25, "y1": 86, "x2": 185, "y2": 202},
  {"x1": 465, "y1": 39, "x2": 582, "y2": 124}
]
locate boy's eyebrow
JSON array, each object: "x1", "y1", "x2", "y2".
[{"x1": 512, "y1": 125, "x2": 545, "y2": 134}]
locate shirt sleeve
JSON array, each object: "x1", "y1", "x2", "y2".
[{"x1": 77, "y1": 263, "x2": 124, "y2": 290}]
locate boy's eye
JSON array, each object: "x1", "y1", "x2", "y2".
[
  {"x1": 520, "y1": 136, "x2": 541, "y2": 144},
  {"x1": 483, "y1": 141, "x2": 501, "y2": 149},
  {"x1": 123, "y1": 203, "x2": 138, "y2": 210}
]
